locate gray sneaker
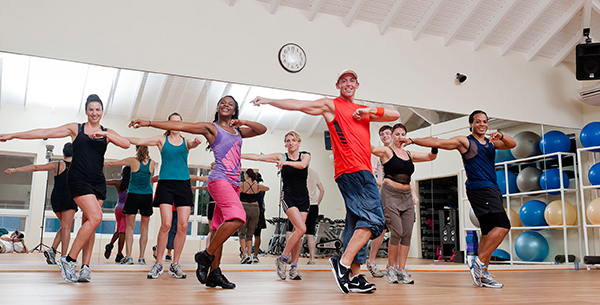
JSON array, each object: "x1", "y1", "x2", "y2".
[
  {"x1": 138, "y1": 258, "x2": 146, "y2": 265},
  {"x1": 398, "y1": 268, "x2": 414, "y2": 284},
  {"x1": 121, "y1": 256, "x2": 134, "y2": 265},
  {"x1": 168, "y1": 262, "x2": 187, "y2": 279},
  {"x1": 367, "y1": 263, "x2": 384, "y2": 278},
  {"x1": 44, "y1": 248, "x2": 56, "y2": 265},
  {"x1": 289, "y1": 267, "x2": 302, "y2": 280},
  {"x1": 147, "y1": 262, "x2": 163, "y2": 279},
  {"x1": 307, "y1": 260, "x2": 316, "y2": 265},
  {"x1": 385, "y1": 265, "x2": 398, "y2": 283},
  {"x1": 57, "y1": 256, "x2": 77, "y2": 283},
  {"x1": 469, "y1": 257, "x2": 484, "y2": 287},
  {"x1": 480, "y1": 271, "x2": 503, "y2": 289},
  {"x1": 78, "y1": 265, "x2": 91, "y2": 282},
  {"x1": 275, "y1": 256, "x2": 287, "y2": 280}
]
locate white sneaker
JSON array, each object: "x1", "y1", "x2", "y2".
[
  {"x1": 480, "y1": 271, "x2": 503, "y2": 289},
  {"x1": 57, "y1": 256, "x2": 77, "y2": 283},
  {"x1": 385, "y1": 265, "x2": 398, "y2": 284},
  {"x1": 147, "y1": 262, "x2": 163, "y2": 279},
  {"x1": 367, "y1": 262, "x2": 384, "y2": 278},
  {"x1": 78, "y1": 265, "x2": 91, "y2": 282}
]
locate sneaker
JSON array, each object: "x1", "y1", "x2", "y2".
[
  {"x1": 469, "y1": 257, "x2": 484, "y2": 287},
  {"x1": 147, "y1": 262, "x2": 163, "y2": 279},
  {"x1": 206, "y1": 267, "x2": 236, "y2": 289},
  {"x1": 398, "y1": 268, "x2": 414, "y2": 284},
  {"x1": 138, "y1": 258, "x2": 146, "y2": 265},
  {"x1": 480, "y1": 271, "x2": 503, "y2": 289},
  {"x1": 367, "y1": 262, "x2": 384, "y2": 278},
  {"x1": 307, "y1": 260, "x2": 315, "y2": 265},
  {"x1": 44, "y1": 248, "x2": 56, "y2": 265},
  {"x1": 194, "y1": 250, "x2": 215, "y2": 284},
  {"x1": 115, "y1": 253, "x2": 124, "y2": 263},
  {"x1": 165, "y1": 255, "x2": 172, "y2": 262},
  {"x1": 168, "y1": 262, "x2": 187, "y2": 279},
  {"x1": 152, "y1": 245, "x2": 157, "y2": 260},
  {"x1": 57, "y1": 256, "x2": 77, "y2": 283},
  {"x1": 240, "y1": 255, "x2": 251, "y2": 264},
  {"x1": 289, "y1": 267, "x2": 302, "y2": 280},
  {"x1": 385, "y1": 265, "x2": 398, "y2": 284},
  {"x1": 347, "y1": 274, "x2": 377, "y2": 293},
  {"x1": 104, "y1": 244, "x2": 114, "y2": 259},
  {"x1": 252, "y1": 256, "x2": 260, "y2": 263},
  {"x1": 275, "y1": 256, "x2": 287, "y2": 280},
  {"x1": 78, "y1": 265, "x2": 91, "y2": 282},
  {"x1": 120, "y1": 256, "x2": 134, "y2": 265},
  {"x1": 329, "y1": 256, "x2": 350, "y2": 294}
]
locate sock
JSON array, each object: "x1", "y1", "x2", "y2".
[
  {"x1": 66, "y1": 255, "x2": 76, "y2": 263},
  {"x1": 290, "y1": 262, "x2": 297, "y2": 269},
  {"x1": 51, "y1": 247, "x2": 56, "y2": 252},
  {"x1": 340, "y1": 261, "x2": 350, "y2": 269},
  {"x1": 82, "y1": 264, "x2": 89, "y2": 268},
  {"x1": 350, "y1": 274, "x2": 358, "y2": 280},
  {"x1": 280, "y1": 254, "x2": 289, "y2": 263}
]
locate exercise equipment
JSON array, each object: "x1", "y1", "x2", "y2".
[
  {"x1": 539, "y1": 130, "x2": 571, "y2": 155},
  {"x1": 495, "y1": 149, "x2": 515, "y2": 163},
  {"x1": 588, "y1": 162, "x2": 600, "y2": 185},
  {"x1": 496, "y1": 169, "x2": 518, "y2": 195},
  {"x1": 539, "y1": 168, "x2": 569, "y2": 195},
  {"x1": 514, "y1": 231, "x2": 549, "y2": 262},
  {"x1": 555, "y1": 254, "x2": 576, "y2": 263},
  {"x1": 506, "y1": 208, "x2": 522, "y2": 227},
  {"x1": 491, "y1": 249, "x2": 511, "y2": 261},
  {"x1": 516, "y1": 167, "x2": 542, "y2": 192},
  {"x1": 586, "y1": 198, "x2": 600, "y2": 225},
  {"x1": 519, "y1": 200, "x2": 548, "y2": 228},
  {"x1": 469, "y1": 208, "x2": 479, "y2": 228},
  {"x1": 584, "y1": 255, "x2": 600, "y2": 264},
  {"x1": 511, "y1": 131, "x2": 541, "y2": 159},
  {"x1": 544, "y1": 200, "x2": 576, "y2": 227},
  {"x1": 580, "y1": 122, "x2": 600, "y2": 152}
]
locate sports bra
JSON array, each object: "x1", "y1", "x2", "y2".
[{"x1": 382, "y1": 147, "x2": 414, "y2": 184}]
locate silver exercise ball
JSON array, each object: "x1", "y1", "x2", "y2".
[
  {"x1": 511, "y1": 131, "x2": 541, "y2": 159},
  {"x1": 469, "y1": 208, "x2": 480, "y2": 228},
  {"x1": 516, "y1": 167, "x2": 543, "y2": 192}
]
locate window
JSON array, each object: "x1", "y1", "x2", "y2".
[{"x1": 0, "y1": 154, "x2": 35, "y2": 210}]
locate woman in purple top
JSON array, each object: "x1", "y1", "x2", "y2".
[
  {"x1": 130, "y1": 95, "x2": 266, "y2": 289},
  {"x1": 105, "y1": 166, "x2": 131, "y2": 263}
]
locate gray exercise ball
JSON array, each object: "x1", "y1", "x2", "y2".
[
  {"x1": 511, "y1": 131, "x2": 541, "y2": 159},
  {"x1": 469, "y1": 208, "x2": 480, "y2": 228},
  {"x1": 516, "y1": 167, "x2": 543, "y2": 192}
]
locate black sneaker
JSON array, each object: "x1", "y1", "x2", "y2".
[
  {"x1": 104, "y1": 244, "x2": 113, "y2": 259},
  {"x1": 206, "y1": 267, "x2": 236, "y2": 289},
  {"x1": 152, "y1": 245, "x2": 157, "y2": 260},
  {"x1": 115, "y1": 253, "x2": 124, "y2": 263},
  {"x1": 194, "y1": 250, "x2": 215, "y2": 284},
  {"x1": 347, "y1": 274, "x2": 377, "y2": 293},
  {"x1": 329, "y1": 256, "x2": 349, "y2": 294}
]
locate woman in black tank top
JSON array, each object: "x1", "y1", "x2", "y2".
[
  {"x1": 238, "y1": 168, "x2": 270, "y2": 263},
  {"x1": 241, "y1": 131, "x2": 311, "y2": 280},
  {"x1": 0, "y1": 94, "x2": 130, "y2": 283}
]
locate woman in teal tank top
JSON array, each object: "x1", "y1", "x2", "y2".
[
  {"x1": 126, "y1": 113, "x2": 202, "y2": 279},
  {"x1": 106, "y1": 145, "x2": 157, "y2": 265}
]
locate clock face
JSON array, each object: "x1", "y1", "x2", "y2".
[{"x1": 279, "y1": 43, "x2": 306, "y2": 73}]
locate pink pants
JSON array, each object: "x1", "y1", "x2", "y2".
[
  {"x1": 114, "y1": 208, "x2": 126, "y2": 233},
  {"x1": 208, "y1": 180, "x2": 245, "y2": 231}
]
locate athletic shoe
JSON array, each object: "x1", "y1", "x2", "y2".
[
  {"x1": 194, "y1": 250, "x2": 215, "y2": 284},
  {"x1": 480, "y1": 272, "x2": 503, "y2": 289},
  {"x1": 206, "y1": 267, "x2": 235, "y2": 289},
  {"x1": 115, "y1": 253, "x2": 124, "y2": 263},
  {"x1": 367, "y1": 262, "x2": 384, "y2": 278},
  {"x1": 78, "y1": 265, "x2": 91, "y2": 282},
  {"x1": 57, "y1": 256, "x2": 77, "y2": 283},
  {"x1": 44, "y1": 248, "x2": 56, "y2": 265},
  {"x1": 289, "y1": 267, "x2": 302, "y2": 280},
  {"x1": 307, "y1": 260, "x2": 316, "y2": 265},
  {"x1": 138, "y1": 258, "x2": 146, "y2": 265},
  {"x1": 168, "y1": 262, "x2": 187, "y2": 279},
  {"x1": 347, "y1": 274, "x2": 377, "y2": 293},
  {"x1": 385, "y1": 265, "x2": 398, "y2": 284},
  {"x1": 147, "y1": 262, "x2": 163, "y2": 279},
  {"x1": 104, "y1": 244, "x2": 113, "y2": 259},
  {"x1": 152, "y1": 245, "x2": 157, "y2": 260},
  {"x1": 329, "y1": 256, "x2": 349, "y2": 294},
  {"x1": 398, "y1": 268, "x2": 414, "y2": 284},
  {"x1": 120, "y1": 256, "x2": 134, "y2": 265},
  {"x1": 240, "y1": 255, "x2": 251, "y2": 264},
  {"x1": 252, "y1": 256, "x2": 260, "y2": 263},
  {"x1": 469, "y1": 256, "x2": 483, "y2": 287},
  {"x1": 275, "y1": 256, "x2": 287, "y2": 280},
  {"x1": 165, "y1": 255, "x2": 172, "y2": 262}
]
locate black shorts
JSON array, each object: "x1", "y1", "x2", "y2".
[
  {"x1": 478, "y1": 212, "x2": 511, "y2": 235},
  {"x1": 466, "y1": 187, "x2": 505, "y2": 217},
  {"x1": 254, "y1": 209, "x2": 267, "y2": 236},
  {"x1": 305, "y1": 205, "x2": 319, "y2": 235},
  {"x1": 51, "y1": 190, "x2": 78, "y2": 213},
  {"x1": 123, "y1": 193, "x2": 153, "y2": 217},
  {"x1": 153, "y1": 180, "x2": 193, "y2": 208},
  {"x1": 281, "y1": 192, "x2": 310, "y2": 213},
  {"x1": 68, "y1": 182, "x2": 107, "y2": 201},
  {"x1": 207, "y1": 201, "x2": 215, "y2": 221}
]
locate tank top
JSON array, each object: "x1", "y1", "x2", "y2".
[
  {"x1": 383, "y1": 148, "x2": 414, "y2": 184},
  {"x1": 68, "y1": 123, "x2": 107, "y2": 185},
  {"x1": 51, "y1": 161, "x2": 75, "y2": 204},
  {"x1": 326, "y1": 97, "x2": 372, "y2": 179},
  {"x1": 129, "y1": 159, "x2": 153, "y2": 194},
  {"x1": 281, "y1": 152, "x2": 309, "y2": 196},
  {"x1": 240, "y1": 181, "x2": 260, "y2": 203},
  {"x1": 462, "y1": 135, "x2": 499, "y2": 190},
  {"x1": 208, "y1": 123, "x2": 243, "y2": 186},
  {"x1": 159, "y1": 136, "x2": 190, "y2": 181},
  {"x1": 115, "y1": 189, "x2": 127, "y2": 210}
]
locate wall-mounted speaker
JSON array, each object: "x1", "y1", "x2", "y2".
[
  {"x1": 324, "y1": 130, "x2": 332, "y2": 151},
  {"x1": 576, "y1": 43, "x2": 600, "y2": 80}
]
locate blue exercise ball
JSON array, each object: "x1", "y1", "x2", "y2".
[
  {"x1": 496, "y1": 170, "x2": 518, "y2": 195},
  {"x1": 580, "y1": 122, "x2": 600, "y2": 152},
  {"x1": 495, "y1": 149, "x2": 515, "y2": 163},
  {"x1": 514, "y1": 231, "x2": 549, "y2": 262},
  {"x1": 491, "y1": 249, "x2": 511, "y2": 261},
  {"x1": 539, "y1": 168, "x2": 569, "y2": 195},
  {"x1": 539, "y1": 130, "x2": 571, "y2": 155},
  {"x1": 589, "y1": 163, "x2": 600, "y2": 185},
  {"x1": 520, "y1": 200, "x2": 548, "y2": 227}
]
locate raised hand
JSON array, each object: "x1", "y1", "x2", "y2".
[
  {"x1": 192, "y1": 137, "x2": 202, "y2": 145},
  {"x1": 90, "y1": 131, "x2": 108, "y2": 139},
  {"x1": 129, "y1": 119, "x2": 149, "y2": 129},
  {"x1": 250, "y1": 97, "x2": 268, "y2": 107},
  {"x1": 4, "y1": 168, "x2": 15, "y2": 175},
  {"x1": 486, "y1": 131, "x2": 503, "y2": 141},
  {"x1": 353, "y1": 108, "x2": 370, "y2": 120},
  {"x1": 0, "y1": 134, "x2": 14, "y2": 142},
  {"x1": 230, "y1": 119, "x2": 246, "y2": 129}
]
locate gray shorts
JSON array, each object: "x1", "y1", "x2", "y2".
[{"x1": 380, "y1": 184, "x2": 415, "y2": 246}]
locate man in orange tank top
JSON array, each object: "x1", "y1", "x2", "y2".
[{"x1": 251, "y1": 70, "x2": 399, "y2": 293}]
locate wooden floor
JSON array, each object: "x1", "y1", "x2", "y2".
[{"x1": 1, "y1": 253, "x2": 599, "y2": 304}]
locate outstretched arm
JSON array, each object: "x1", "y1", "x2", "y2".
[
  {"x1": 4, "y1": 162, "x2": 56, "y2": 175},
  {"x1": 105, "y1": 157, "x2": 136, "y2": 168},
  {"x1": 187, "y1": 137, "x2": 203, "y2": 150},
  {"x1": 241, "y1": 153, "x2": 283, "y2": 163},
  {"x1": 0, "y1": 123, "x2": 77, "y2": 142},
  {"x1": 103, "y1": 129, "x2": 131, "y2": 149},
  {"x1": 404, "y1": 136, "x2": 469, "y2": 153},
  {"x1": 129, "y1": 120, "x2": 216, "y2": 140},
  {"x1": 489, "y1": 132, "x2": 517, "y2": 150},
  {"x1": 277, "y1": 153, "x2": 311, "y2": 170},
  {"x1": 232, "y1": 120, "x2": 267, "y2": 139},
  {"x1": 251, "y1": 96, "x2": 334, "y2": 118},
  {"x1": 409, "y1": 149, "x2": 438, "y2": 163},
  {"x1": 126, "y1": 135, "x2": 163, "y2": 147},
  {"x1": 353, "y1": 106, "x2": 400, "y2": 122},
  {"x1": 190, "y1": 175, "x2": 209, "y2": 183}
]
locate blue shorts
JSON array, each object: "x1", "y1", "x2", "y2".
[{"x1": 336, "y1": 170, "x2": 385, "y2": 265}]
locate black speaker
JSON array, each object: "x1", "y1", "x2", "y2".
[
  {"x1": 576, "y1": 43, "x2": 600, "y2": 80},
  {"x1": 324, "y1": 130, "x2": 332, "y2": 151}
]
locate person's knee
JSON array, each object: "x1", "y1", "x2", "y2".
[
  {"x1": 177, "y1": 222, "x2": 188, "y2": 233},
  {"x1": 160, "y1": 222, "x2": 172, "y2": 233}
]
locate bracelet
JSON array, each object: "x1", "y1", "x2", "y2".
[
  {"x1": 409, "y1": 138, "x2": 415, "y2": 145},
  {"x1": 499, "y1": 132, "x2": 504, "y2": 140},
  {"x1": 148, "y1": 121, "x2": 152, "y2": 127},
  {"x1": 431, "y1": 147, "x2": 438, "y2": 154},
  {"x1": 375, "y1": 107, "x2": 385, "y2": 117}
]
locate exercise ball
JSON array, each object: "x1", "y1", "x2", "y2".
[
  {"x1": 588, "y1": 163, "x2": 600, "y2": 185},
  {"x1": 544, "y1": 200, "x2": 576, "y2": 227},
  {"x1": 511, "y1": 131, "x2": 541, "y2": 159},
  {"x1": 587, "y1": 198, "x2": 600, "y2": 225},
  {"x1": 580, "y1": 122, "x2": 600, "y2": 152},
  {"x1": 539, "y1": 168, "x2": 569, "y2": 195},
  {"x1": 491, "y1": 249, "x2": 511, "y2": 261},
  {"x1": 496, "y1": 170, "x2": 518, "y2": 195},
  {"x1": 514, "y1": 231, "x2": 549, "y2": 262},
  {"x1": 469, "y1": 208, "x2": 480, "y2": 228},
  {"x1": 495, "y1": 149, "x2": 515, "y2": 163},
  {"x1": 539, "y1": 130, "x2": 571, "y2": 155},
  {"x1": 516, "y1": 167, "x2": 542, "y2": 192},
  {"x1": 506, "y1": 208, "x2": 522, "y2": 227},
  {"x1": 520, "y1": 200, "x2": 548, "y2": 227}
]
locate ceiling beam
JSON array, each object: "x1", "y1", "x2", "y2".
[
  {"x1": 174, "y1": 78, "x2": 191, "y2": 114},
  {"x1": 408, "y1": 107, "x2": 433, "y2": 125},
  {"x1": 444, "y1": 0, "x2": 483, "y2": 46},
  {"x1": 270, "y1": 0, "x2": 283, "y2": 14},
  {"x1": 379, "y1": 0, "x2": 407, "y2": 35},
  {"x1": 104, "y1": 69, "x2": 120, "y2": 115},
  {"x1": 77, "y1": 65, "x2": 91, "y2": 115},
  {"x1": 128, "y1": 72, "x2": 148, "y2": 121},
  {"x1": 191, "y1": 80, "x2": 210, "y2": 123},
  {"x1": 23, "y1": 57, "x2": 31, "y2": 111},
  {"x1": 413, "y1": 0, "x2": 443, "y2": 41},
  {"x1": 551, "y1": 31, "x2": 583, "y2": 67},
  {"x1": 345, "y1": 0, "x2": 366, "y2": 27},
  {"x1": 308, "y1": 0, "x2": 325, "y2": 21},
  {"x1": 473, "y1": 0, "x2": 519, "y2": 51},
  {"x1": 237, "y1": 86, "x2": 253, "y2": 114},
  {"x1": 308, "y1": 116, "x2": 323, "y2": 138},
  {"x1": 500, "y1": 0, "x2": 553, "y2": 56},
  {"x1": 527, "y1": 0, "x2": 584, "y2": 61},
  {"x1": 584, "y1": 0, "x2": 592, "y2": 27},
  {"x1": 270, "y1": 111, "x2": 286, "y2": 134},
  {"x1": 150, "y1": 75, "x2": 173, "y2": 121}
]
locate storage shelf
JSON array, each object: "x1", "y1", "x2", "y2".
[{"x1": 502, "y1": 188, "x2": 577, "y2": 198}]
